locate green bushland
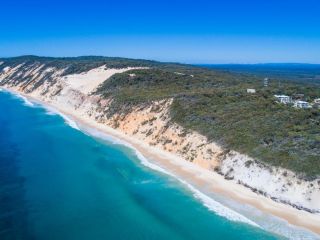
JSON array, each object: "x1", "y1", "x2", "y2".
[
  {"x1": 96, "y1": 67, "x2": 320, "y2": 180},
  {"x1": 0, "y1": 55, "x2": 160, "y2": 75},
  {"x1": 1, "y1": 56, "x2": 319, "y2": 179}
]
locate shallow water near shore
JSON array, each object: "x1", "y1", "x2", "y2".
[{"x1": 0, "y1": 90, "x2": 314, "y2": 240}]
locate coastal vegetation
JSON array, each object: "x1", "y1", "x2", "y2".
[
  {"x1": 0, "y1": 55, "x2": 160, "y2": 75},
  {"x1": 96, "y1": 67, "x2": 320, "y2": 179},
  {"x1": 1, "y1": 56, "x2": 319, "y2": 179}
]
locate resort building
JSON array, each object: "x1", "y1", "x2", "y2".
[
  {"x1": 313, "y1": 99, "x2": 320, "y2": 109},
  {"x1": 293, "y1": 100, "x2": 311, "y2": 109},
  {"x1": 247, "y1": 89, "x2": 256, "y2": 93},
  {"x1": 274, "y1": 95, "x2": 291, "y2": 104}
]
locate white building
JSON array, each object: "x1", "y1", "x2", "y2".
[
  {"x1": 293, "y1": 100, "x2": 311, "y2": 109},
  {"x1": 274, "y1": 95, "x2": 291, "y2": 104},
  {"x1": 313, "y1": 99, "x2": 320, "y2": 109},
  {"x1": 247, "y1": 89, "x2": 256, "y2": 94}
]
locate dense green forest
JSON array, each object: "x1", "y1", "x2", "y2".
[{"x1": 1, "y1": 56, "x2": 320, "y2": 179}]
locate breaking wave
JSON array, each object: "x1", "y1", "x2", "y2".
[{"x1": 11, "y1": 92, "x2": 35, "y2": 107}]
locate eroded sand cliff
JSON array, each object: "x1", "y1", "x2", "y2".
[{"x1": 1, "y1": 63, "x2": 319, "y2": 215}]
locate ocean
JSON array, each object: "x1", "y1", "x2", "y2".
[{"x1": 0, "y1": 89, "x2": 314, "y2": 240}]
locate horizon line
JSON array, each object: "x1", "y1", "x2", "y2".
[{"x1": 1, "y1": 55, "x2": 320, "y2": 66}]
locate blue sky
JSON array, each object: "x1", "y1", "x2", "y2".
[{"x1": 1, "y1": 0, "x2": 320, "y2": 63}]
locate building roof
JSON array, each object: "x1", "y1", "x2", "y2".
[
  {"x1": 295, "y1": 100, "x2": 309, "y2": 104},
  {"x1": 274, "y1": 95, "x2": 290, "y2": 98}
]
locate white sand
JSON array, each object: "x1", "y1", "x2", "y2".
[{"x1": 63, "y1": 66, "x2": 147, "y2": 94}]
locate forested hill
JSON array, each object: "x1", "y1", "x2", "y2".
[
  {"x1": 0, "y1": 55, "x2": 160, "y2": 74},
  {"x1": 1, "y1": 56, "x2": 320, "y2": 179}
]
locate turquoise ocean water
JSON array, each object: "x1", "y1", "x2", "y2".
[{"x1": 0, "y1": 90, "x2": 316, "y2": 240}]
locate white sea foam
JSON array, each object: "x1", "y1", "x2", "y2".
[
  {"x1": 181, "y1": 180, "x2": 260, "y2": 227},
  {"x1": 45, "y1": 108, "x2": 80, "y2": 130},
  {"x1": 9, "y1": 92, "x2": 80, "y2": 131},
  {"x1": 78, "y1": 124, "x2": 260, "y2": 228},
  {"x1": 10, "y1": 93, "x2": 80, "y2": 131},
  {"x1": 2, "y1": 89, "x2": 34, "y2": 107},
  {"x1": 138, "y1": 179, "x2": 154, "y2": 184},
  {"x1": 257, "y1": 214, "x2": 320, "y2": 240},
  {"x1": 58, "y1": 113, "x2": 80, "y2": 130},
  {"x1": 11, "y1": 93, "x2": 35, "y2": 107},
  {"x1": 28, "y1": 102, "x2": 80, "y2": 130},
  {"x1": 22, "y1": 96, "x2": 35, "y2": 107},
  {"x1": 135, "y1": 149, "x2": 260, "y2": 227},
  {"x1": 43, "y1": 106, "x2": 58, "y2": 116}
]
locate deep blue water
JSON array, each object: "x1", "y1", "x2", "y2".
[{"x1": 0, "y1": 90, "x2": 283, "y2": 240}]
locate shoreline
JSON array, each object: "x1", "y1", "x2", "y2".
[{"x1": 3, "y1": 88, "x2": 320, "y2": 237}]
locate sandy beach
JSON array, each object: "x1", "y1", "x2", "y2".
[
  {"x1": 74, "y1": 114, "x2": 320, "y2": 236},
  {"x1": 6, "y1": 88, "x2": 320, "y2": 237}
]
